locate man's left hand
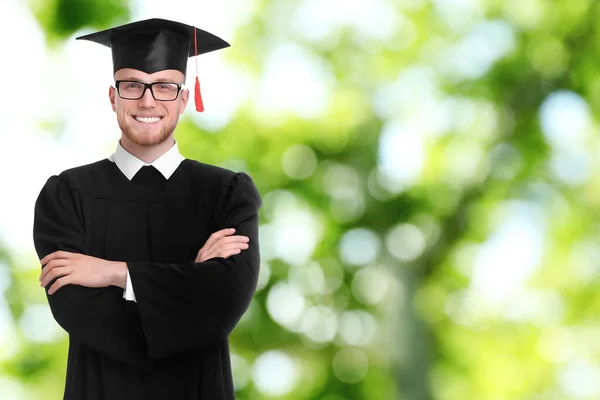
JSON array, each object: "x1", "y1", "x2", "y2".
[{"x1": 39, "y1": 251, "x2": 126, "y2": 295}]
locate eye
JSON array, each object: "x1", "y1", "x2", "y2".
[{"x1": 154, "y1": 83, "x2": 178, "y2": 92}]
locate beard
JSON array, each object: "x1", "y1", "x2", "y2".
[{"x1": 119, "y1": 115, "x2": 178, "y2": 147}]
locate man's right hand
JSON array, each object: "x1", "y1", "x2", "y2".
[{"x1": 194, "y1": 228, "x2": 250, "y2": 262}]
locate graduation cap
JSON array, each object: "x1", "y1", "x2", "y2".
[{"x1": 76, "y1": 18, "x2": 230, "y2": 112}]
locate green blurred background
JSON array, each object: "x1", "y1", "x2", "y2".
[{"x1": 1, "y1": 0, "x2": 599, "y2": 399}]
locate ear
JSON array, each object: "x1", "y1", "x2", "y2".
[
  {"x1": 180, "y1": 87, "x2": 190, "y2": 115},
  {"x1": 109, "y1": 86, "x2": 116, "y2": 112}
]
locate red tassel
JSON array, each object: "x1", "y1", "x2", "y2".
[
  {"x1": 193, "y1": 27, "x2": 204, "y2": 112},
  {"x1": 194, "y1": 76, "x2": 204, "y2": 112}
]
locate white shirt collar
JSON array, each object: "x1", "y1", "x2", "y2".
[{"x1": 108, "y1": 141, "x2": 185, "y2": 181}]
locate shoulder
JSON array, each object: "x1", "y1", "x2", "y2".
[
  {"x1": 181, "y1": 159, "x2": 236, "y2": 185},
  {"x1": 59, "y1": 159, "x2": 112, "y2": 180},
  {"x1": 35, "y1": 160, "x2": 108, "y2": 208},
  {"x1": 181, "y1": 159, "x2": 262, "y2": 204},
  {"x1": 46, "y1": 159, "x2": 114, "y2": 194},
  {"x1": 181, "y1": 159, "x2": 259, "y2": 188}
]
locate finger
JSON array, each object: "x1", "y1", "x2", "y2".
[
  {"x1": 206, "y1": 243, "x2": 248, "y2": 259},
  {"x1": 204, "y1": 228, "x2": 236, "y2": 249},
  {"x1": 201, "y1": 235, "x2": 248, "y2": 256},
  {"x1": 215, "y1": 235, "x2": 249, "y2": 244},
  {"x1": 199, "y1": 248, "x2": 241, "y2": 262},
  {"x1": 40, "y1": 250, "x2": 73, "y2": 266},
  {"x1": 40, "y1": 259, "x2": 56, "y2": 282},
  {"x1": 48, "y1": 276, "x2": 70, "y2": 295},
  {"x1": 223, "y1": 241, "x2": 250, "y2": 249},
  {"x1": 39, "y1": 258, "x2": 69, "y2": 282},
  {"x1": 194, "y1": 248, "x2": 204, "y2": 262},
  {"x1": 40, "y1": 251, "x2": 62, "y2": 266},
  {"x1": 40, "y1": 258, "x2": 69, "y2": 281},
  {"x1": 40, "y1": 251, "x2": 59, "y2": 266},
  {"x1": 218, "y1": 248, "x2": 243, "y2": 259},
  {"x1": 41, "y1": 266, "x2": 72, "y2": 288},
  {"x1": 198, "y1": 244, "x2": 241, "y2": 261},
  {"x1": 203, "y1": 228, "x2": 236, "y2": 249},
  {"x1": 198, "y1": 234, "x2": 227, "y2": 257},
  {"x1": 202, "y1": 240, "x2": 248, "y2": 259}
]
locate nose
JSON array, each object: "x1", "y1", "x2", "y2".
[{"x1": 138, "y1": 86, "x2": 157, "y2": 108}]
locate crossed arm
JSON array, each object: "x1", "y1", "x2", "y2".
[{"x1": 38, "y1": 228, "x2": 250, "y2": 295}]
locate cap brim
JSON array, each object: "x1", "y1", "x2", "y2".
[{"x1": 76, "y1": 18, "x2": 230, "y2": 56}]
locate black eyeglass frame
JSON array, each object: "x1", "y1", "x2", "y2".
[{"x1": 114, "y1": 80, "x2": 184, "y2": 101}]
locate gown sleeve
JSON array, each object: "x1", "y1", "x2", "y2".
[
  {"x1": 33, "y1": 176, "x2": 152, "y2": 370},
  {"x1": 126, "y1": 172, "x2": 262, "y2": 359}
]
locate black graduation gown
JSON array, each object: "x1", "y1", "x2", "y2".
[{"x1": 32, "y1": 159, "x2": 262, "y2": 400}]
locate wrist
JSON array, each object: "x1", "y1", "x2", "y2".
[{"x1": 110, "y1": 261, "x2": 128, "y2": 288}]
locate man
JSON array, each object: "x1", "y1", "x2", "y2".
[{"x1": 32, "y1": 18, "x2": 261, "y2": 400}]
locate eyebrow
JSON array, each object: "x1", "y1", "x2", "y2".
[{"x1": 119, "y1": 77, "x2": 182, "y2": 83}]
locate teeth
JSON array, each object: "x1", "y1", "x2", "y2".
[{"x1": 135, "y1": 116, "x2": 161, "y2": 124}]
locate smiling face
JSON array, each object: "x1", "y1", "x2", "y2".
[{"x1": 109, "y1": 68, "x2": 189, "y2": 147}]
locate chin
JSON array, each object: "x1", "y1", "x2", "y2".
[
  {"x1": 121, "y1": 122, "x2": 174, "y2": 147},
  {"x1": 126, "y1": 132, "x2": 171, "y2": 147}
]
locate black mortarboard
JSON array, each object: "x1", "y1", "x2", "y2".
[{"x1": 76, "y1": 18, "x2": 230, "y2": 112}]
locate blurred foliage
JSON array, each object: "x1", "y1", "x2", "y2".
[
  {"x1": 4, "y1": 0, "x2": 600, "y2": 399},
  {"x1": 28, "y1": 0, "x2": 130, "y2": 45}
]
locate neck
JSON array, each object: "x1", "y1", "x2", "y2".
[{"x1": 120, "y1": 136, "x2": 175, "y2": 164}]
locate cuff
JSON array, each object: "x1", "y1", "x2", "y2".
[{"x1": 122, "y1": 266, "x2": 137, "y2": 302}]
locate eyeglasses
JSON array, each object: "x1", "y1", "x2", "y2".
[{"x1": 115, "y1": 80, "x2": 183, "y2": 101}]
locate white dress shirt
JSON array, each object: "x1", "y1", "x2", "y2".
[{"x1": 108, "y1": 141, "x2": 185, "y2": 302}]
